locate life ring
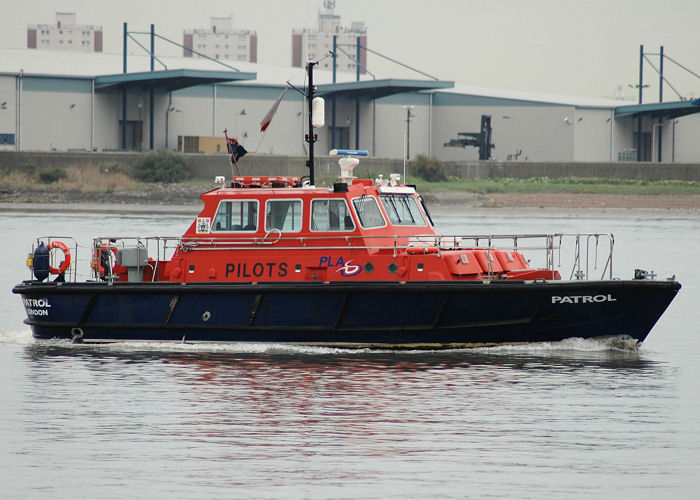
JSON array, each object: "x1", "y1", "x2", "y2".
[
  {"x1": 406, "y1": 246, "x2": 438, "y2": 255},
  {"x1": 90, "y1": 242, "x2": 118, "y2": 276},
  {"x1": 48, "y1": 240, "x2": 71, "y2": 275}
]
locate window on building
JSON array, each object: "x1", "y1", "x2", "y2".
[{"x1": 0, "y1": 134, "x2": 16, "y2": 145}]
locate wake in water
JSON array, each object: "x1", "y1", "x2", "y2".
[
  {"x1": 0, "y1": 328, "x2": 641, "y2": 356},
  {"x1": 0, "y1": 329, "x2": 34, "y2": 345},
  {"x1": 477, "y1": 335, "x2": 640, "y2": 353}
]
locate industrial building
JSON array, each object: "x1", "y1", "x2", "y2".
[{"x1": 1, "y1": 45, "x2": 699, "y2": 163}]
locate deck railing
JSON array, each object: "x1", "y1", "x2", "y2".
[{"x1": 27, "y1": 233, "x2": 615, "y2": 282}]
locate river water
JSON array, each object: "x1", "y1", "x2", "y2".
[{"x1": 1, "y1": 205, "x2": 699, "y2": 499}]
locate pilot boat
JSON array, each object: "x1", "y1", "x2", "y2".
[{"x1": 13, "y1": 64, "x2": 680, "y2": 348}]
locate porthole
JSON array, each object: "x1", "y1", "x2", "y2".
[
  {"x1": 364, "y1": 262, "x2": 375, "y2": 273},
  {"x1": 388, "y1": 262, "x2": 398, "y2": 274}
]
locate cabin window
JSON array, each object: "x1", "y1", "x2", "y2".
[
  {"x1": 265, "y1": 199, "x2": 302, "y2": 233},
  {"x1": 212, "y1": 200, "x2": 258, "y2": 232},
  {"x1": 311, "y1": 199, "x2": 355, "y2": 232},
  {"x1": 352, "y1": 196, "x2": 386, "y2": 229},
  {"x1": 379, "y1": 194, "x2": 427, "y2": 226}
]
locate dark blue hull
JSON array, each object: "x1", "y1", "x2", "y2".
[{"x1": 13, "y1": 280, "x2": 680, "y2": 347}]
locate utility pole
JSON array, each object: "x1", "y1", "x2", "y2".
[
  {"x1": 637, "y1": 44, "x2": 643, "y2": 161},
  {"x1": 658, "y1": 45, "x2": 664, "y2": 162},
  {"x1": 122, "y1": 22, "x2": 128, "y2": 150}
]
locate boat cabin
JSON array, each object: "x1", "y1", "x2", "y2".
[{"x1": 123, "y1": 173, "x2": 556, "y2": 284}]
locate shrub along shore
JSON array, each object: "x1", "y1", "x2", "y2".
[{"x1": 2, "y1": 151, "x2": 700, "y2": 209}]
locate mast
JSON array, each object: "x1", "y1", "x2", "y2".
[{"x1": 305, "y1": 61, "x2": 317, "y2": 186}]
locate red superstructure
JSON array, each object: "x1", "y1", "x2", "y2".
[{"x1": 117, "y1": 172, "x2": 559, "y2": 285}]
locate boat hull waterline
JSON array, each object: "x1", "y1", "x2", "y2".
[{"x1": 14, "y1": 279, "x2": 680, "y2": 348}]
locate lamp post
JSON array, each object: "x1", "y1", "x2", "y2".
[
  {"x1": 235, "y1": 109, "x2": 247, "y2": 137},
  {"x1": 628, "y1": 83, "x2": 649, "y2": 161},
  {"x1": 651, "y1": 121, "x2": 668, "y2": 162},
  {"x1": 175, "y1": 109, "x2": 184, "y2": 152},
  {"x1": 402, "y1": 105, "x2": 414, "y2": 161},
  {"x1": 502, "y1": 115, "x2": 516, "y2": 160},
  {"x1": 166, "y1": 107, "x2": 182, "y2": 151}
]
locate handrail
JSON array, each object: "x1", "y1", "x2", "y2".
[
  {"x1": 36, "y1": 233, "x2": 614, "y2": 283},
  {"x1": 180, "y1": 231, "x2": 614, "y2": 280}
]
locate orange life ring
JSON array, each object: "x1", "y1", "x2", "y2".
[
  {"x1": 90, "y1": 243, "x2": 118, "y2": 276},
  {"x1": 48, "y1": 240, "x2": 71, "y2": 274},
  {"x1": 406, "y1": 247, "x2": 438, "y2": 255}
]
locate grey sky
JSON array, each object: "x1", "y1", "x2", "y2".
[{"x1": 2, "y1": 0, "x2": 698, "y2": 100}]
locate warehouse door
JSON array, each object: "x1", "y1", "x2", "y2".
[{"x1": 118, "y1": 120, "x2": 144, "y2": 151}]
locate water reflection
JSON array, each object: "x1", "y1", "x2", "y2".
[{"x1": 18, "y1": 341, "x2": 673, "y2": 488}]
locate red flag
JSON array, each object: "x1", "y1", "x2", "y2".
[{"x1": 259, "y1": 88, "x2": 287, "y2": 132}]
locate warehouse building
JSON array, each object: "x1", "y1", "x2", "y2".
[{"x1": 1, "y1": 47, "x2": 699, "y2": 162}]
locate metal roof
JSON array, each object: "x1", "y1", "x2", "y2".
[
  {"x1": 438, "y1": 84, "x2": 634, "y2": 109},
  {"x1": 615, "y1": 99, "x2": 700, "y2": 119},
  {"x1": 95, "y1": 68, "x2": 256, "y2": 92},
  {"x1": 316, "y1": 78, "x2": 454, "y2": 100}
]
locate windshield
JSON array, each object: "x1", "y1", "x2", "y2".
[
  {"x1": 352, "y1": 196, "x2": 385, "y2": 228},
  {"x1": 379, "y1": 194, "x2": 426, "y2": 226}
]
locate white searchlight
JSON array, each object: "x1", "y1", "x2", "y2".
[{"x1": 312, "y1": 97, "x2": 325, "y2": 128}]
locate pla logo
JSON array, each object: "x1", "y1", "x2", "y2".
[
  {"x1": 336, "y1": 260, "x2": 362, "y2": 277},
  {"x1": 551, "y1": 294, "x2": 617, "y2": 304},
  {"x1": 319, "y1": 256, "x2": 362, "y2": 277}
]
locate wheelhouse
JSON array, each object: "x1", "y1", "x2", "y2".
[{"x1": 188, "y1": 178, "x2": 435, "y2": 241}]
